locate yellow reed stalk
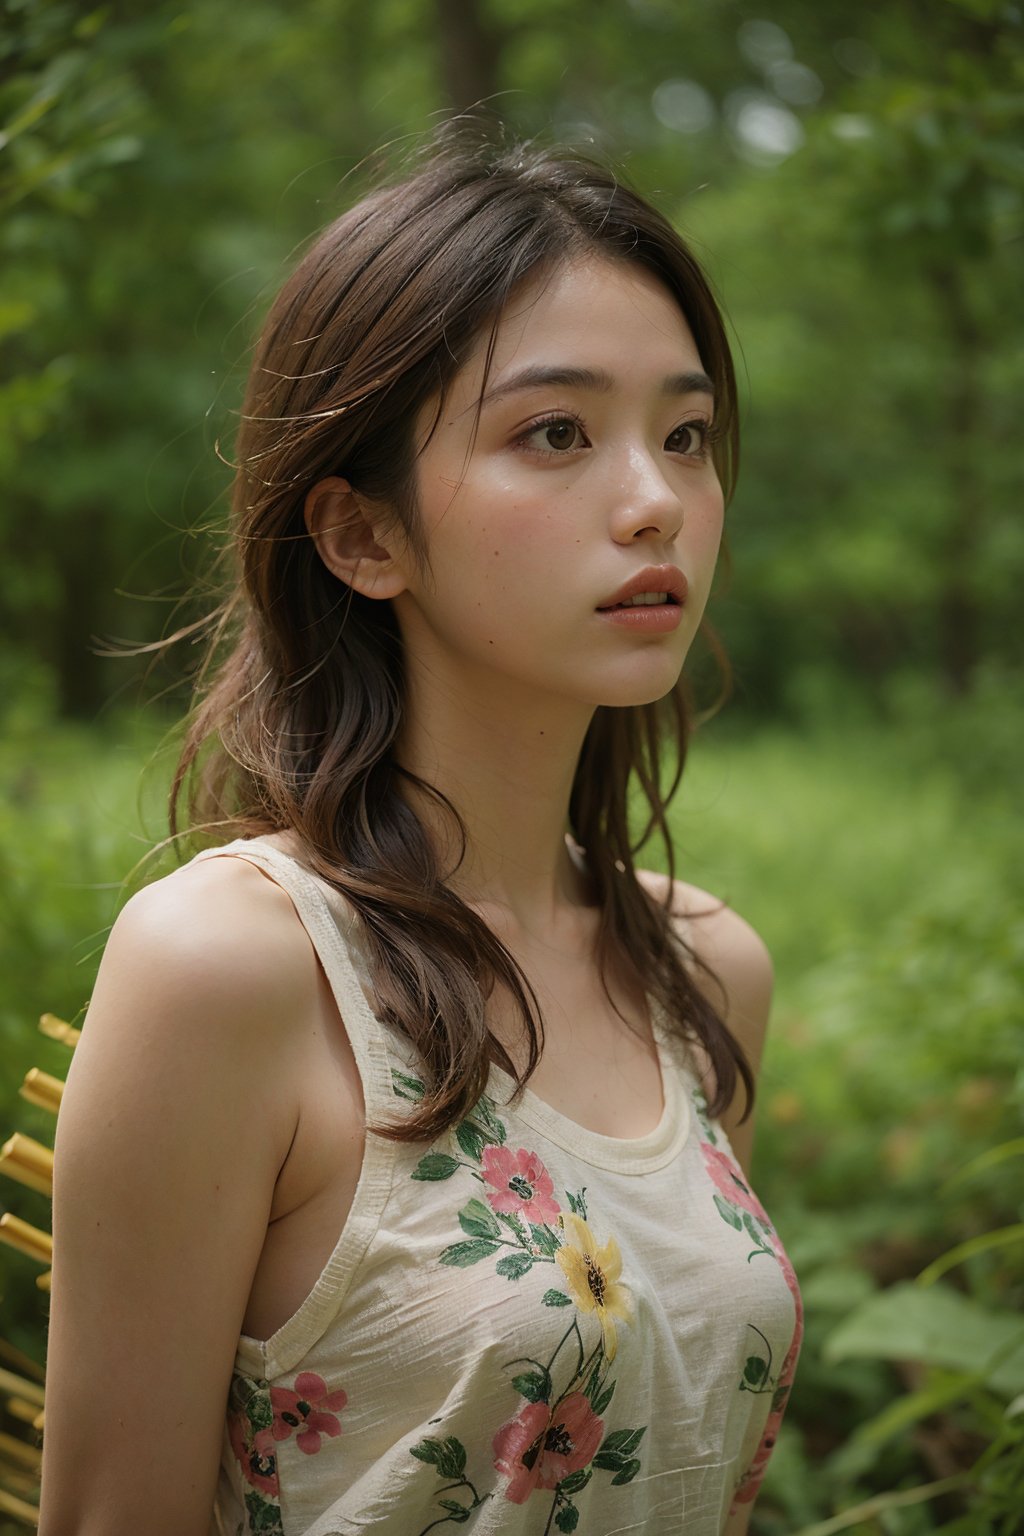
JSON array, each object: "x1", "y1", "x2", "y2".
[
  {"x1": 0, "y1": 1136, "x2": 53, "y2": 1199},
  {"x1": 34, "y1": 1271, "x2": 50, "y2": 1293},
  {"x1": 31, "y1": 1411, "x2": 43, "y2": 1433},
  {"x1": 38, "y1": 1013, "x2": 80, "y2": 1049},
  {"x1": 0, "y1": 1371, "x2": 44, "y2": 1410},
  {"x1": 0, "y1": 1215, "x2": 51, "y2": 1266},
  {"x1": 0, "y1": 1465, "x2": 39, "y2": 1497},
  {"x1": 0, "y1": 1433, "x2": 41, "y2": 1471},
  {"x1": 0, "y1": 1342, "x2": 44, "y2": 1385},
  {"x1": 4, "y1": 1401, "x2": 39, "y2": 1427},
  {"x1": 19, "y1": 1071, "x2": 63, "y2": 1116},
  {"x1": 0, "y1": 1483, "x2": 39, "y2": 1524}
]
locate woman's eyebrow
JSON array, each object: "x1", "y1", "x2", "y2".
[{"x1": 479, "y1": 364, "x2": 715, "y2": 406}]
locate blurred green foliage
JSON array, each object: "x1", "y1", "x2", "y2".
[
  {"x1": 2, "y1": 0, "x2": 1023, "y2": 1529},
  {"x1": 1, "y1": 0, "x2": 1021, "y2": 715}
]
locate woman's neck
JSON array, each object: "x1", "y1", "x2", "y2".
[{"x1": 394, "y1": 675, "x2": 597, "y2": 939}]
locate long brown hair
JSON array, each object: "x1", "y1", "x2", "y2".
[{"x1": 172, "y1": 125, "x2": 752, "y2": 1139}]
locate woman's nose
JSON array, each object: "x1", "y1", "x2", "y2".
[{"x1": 609, "y1": 447, "x2": 685, "y2": 543}]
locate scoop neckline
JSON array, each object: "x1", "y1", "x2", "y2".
[
  {"x1": 230, "y1": 832, "x2": 692, "y2": 1173},
  {"x1": 485, "y1": 1005, "x2": 690, "y2": 1175}
]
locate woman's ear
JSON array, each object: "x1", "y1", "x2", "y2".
[{"x1": 304, "y1": 477, "x2": 409, "y2": 600}]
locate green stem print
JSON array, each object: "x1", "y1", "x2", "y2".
[{"x1": 411, "y1": 1435, "x2": 488, "y2": 1533}]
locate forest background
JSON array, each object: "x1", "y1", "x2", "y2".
[{"x1": 1, "y1": 0, "x2": 1022, "y2": 1531}]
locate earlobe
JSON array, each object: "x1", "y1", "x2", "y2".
[{"x1": 303, "y1": 477, "x2": 408, "y2": 600}]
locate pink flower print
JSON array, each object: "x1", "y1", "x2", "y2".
[
  {"x1": 228, "y1": 1410, "x2": 279, "y2": 1496},
  {"x1": 269, "y1": 1371, "x2": 348, "y2": 1455},
  {"x1": 481, "y1": 1145, "x2": 561, "y2": 1226},
  {"x1": 493, "y1": 1392, "x2": 604, "y2": 1504},
  {"x1": 701, "y1": 1142, "x2": 771, "y2": 1225}
]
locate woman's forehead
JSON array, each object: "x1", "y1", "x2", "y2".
[{"x1": 442, "y1": 256, "x2": 703, "y2": 422}]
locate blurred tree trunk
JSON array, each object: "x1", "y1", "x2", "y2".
[{"x1": 432, "y1": 0, "x2": 501, "y2": 110}]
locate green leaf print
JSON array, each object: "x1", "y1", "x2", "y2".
[
  {"x1": 410, "y1": 1434, "x2": 488, "y2": 1534},
  {"x1": 597, "y1": 1426, "x2": 646, "y2": 1459},
  {"x1": 593, "y1": 1381, "x2": 616, "y2": 1415},
  {"x1": 246, "y1": 1391, "x2": 273, "y2": 1433},
  {"x1": 542, "y1": 1288, "x2": 572, "y2": 1307},
  {"x1": 530, "y1": 1222, "x2": 561, "y2": 1256},
  {"x1": 511, "y1": 1367, "x2": 552, "y2": 1402},
  {"x1": 457, "y1": 1197, "x2": 502, "y2": 1240},
  {"x1": 412, "y1": 1152, "x2": 462, "y2": 1182},
  {"x1": 496, "y1": 1210, "x2": 529, "y2": 1242},
  {"x1": 744, "y1": 1355, "x2": 769, "y2": 1387},
  {"x1": 557, "y1": 1469, "x2": 592, "y2": 1496},
  {"x1": 410, "y1": 1436, "x2": 467, "y2": 1478},
  {"x1": 496, "y1": 1252, "x2": 534, "y2": 1280},
  {"x1": 471, "y1": 1093, "x2": 507, "y2": 1146},
  {"x1": 439, "y1": 1237, "x2": 502, "y2": 1267},
  {"x1": 555, "y1": 1504, "x2": 580, "y2": 1531},
  {"x1": 244, "y1": 1491, "x2": 284, "y2": 1534},
  {"x1": 392, "y1": 1069, "x2": 426, "y2": 1101},
  {"x1": 455, "y1": 1119, "x2": 488, "y2": 1161},
  {"x1": 742, "y1": 1210, "x2": 773, "y2": 1249},
  {"x1": 565, "y1": 1187, "x2": 589, "y2": 1219},
  {"x1": 713, "y1": 1193, "x2": 744, "y2": 1230},
  {"x1": 610, "y1": 1458, "x2": 642, "y2": 1486}
]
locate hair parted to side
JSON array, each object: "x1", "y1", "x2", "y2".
[{"x1": 171, "y1": 121, "x2": 753, "y2": 1140}]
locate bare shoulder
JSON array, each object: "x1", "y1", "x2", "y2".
[
  {"x1": 635, "y1": 868, "x2": 773, "y2": 1071},
  {"x1": 66, "y1": 849, "x2": 322, "y2": 1184},
  {"x1": 103, "y1": 850, "x2": 317, "y2": 1026},
  {"x1": 636, "y1": 870, "x2": 772, "y2": 1012}
]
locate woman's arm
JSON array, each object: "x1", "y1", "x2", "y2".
[{"x1": 39, "y1": 858, "x2": 315, "y2": 1536}]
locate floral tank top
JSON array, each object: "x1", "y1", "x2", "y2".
[{"x1": 200, "y1": 836, "x2": 802, "y2": 1536}]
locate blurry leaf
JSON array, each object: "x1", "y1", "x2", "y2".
[{"x1": 824, "y1": 1282, "x2": 1024, "y2": 1398}]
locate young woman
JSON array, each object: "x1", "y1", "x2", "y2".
[{"x1": 41, "y1": 132, "x2": 802, "y2": 1535}]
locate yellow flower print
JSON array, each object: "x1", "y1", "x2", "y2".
[{"x1": 555, "y1": 1212, "x2": 633, "y2": 1361}]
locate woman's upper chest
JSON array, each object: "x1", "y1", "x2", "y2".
[{"x1": 243, "y1": 935, "x2": 664, "y2": 1340}]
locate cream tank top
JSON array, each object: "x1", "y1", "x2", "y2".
[{"x1": 199, "y1": 837, "x2": 802, "y2": 1536}]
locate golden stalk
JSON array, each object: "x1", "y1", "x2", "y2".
[
  {"x1": 38, "y1": 1013, "x2": 80, "y2": 1049},
  {"x1": 0, "y1": 1433, "x2": 41, "y2": 1471},
  {"x1": 0, "y1": 1483, "x2": 39, "y2": 1524},
  {"x1": 0, "y1": 1371, "x2": 44, "y2": 1410},
  {"x1": 0, "y1": 1215, "x2": 52, "y2": 1266},
  {"x1": 19, "y1": 1071, "x2": 63, "y2": 1116},
  {"x1": 0, "y1": 1136, "x2": 53, "y2": 1198}
]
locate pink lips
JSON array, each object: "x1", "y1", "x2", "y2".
[
  {"x1": 595, "y1": 563, "x2": 688, "y2": 634},
  {"x1": 596, "y1": 564, "x2": 688, "y2": 611}
]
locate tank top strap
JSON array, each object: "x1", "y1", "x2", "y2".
[{"x1": 189, "y1": 835, "x2": 400, "y2": 1121}]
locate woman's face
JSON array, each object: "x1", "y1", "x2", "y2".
[{"x1": 388, "y1": 255, "x2": 726, "y2": 712}]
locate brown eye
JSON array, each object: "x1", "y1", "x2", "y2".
[
  {"x1": 543, "y1": 420, "x2": 582, "y2": 451},
  {"x1": 668, "y1": 422, "x2": 711, "y2": 455}
]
